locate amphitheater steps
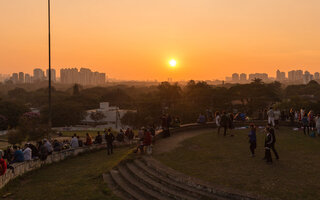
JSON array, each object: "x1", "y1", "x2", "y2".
[{"x1": 105, "y1": 156, "x2": 256, "y2": 200}]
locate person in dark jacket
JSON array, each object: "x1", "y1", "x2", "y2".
[
  {"x1": 95, "y1": 132, "x2": 103, "y2": 144},
  {"x1": 220, "y1": 111, "x2": 229, "y2": 136},
  {"x1": 268, "y1": 124, "x2": 279, "y2": 160},
  {"x1": 105, "y1": 129, "x2": 115, "y2": 155},
  {"x1": 264, "y1": 127, "x2": 273, "y2": 163},
  {"x1": 248, "y1": 124, "x2": 257, "y2": 157}
]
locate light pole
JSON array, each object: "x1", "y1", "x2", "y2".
[{"x1": 48, "y1": 0, "x2": 52, "y2": 129}]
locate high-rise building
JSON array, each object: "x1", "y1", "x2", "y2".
[
  {"x1": 303, "y1": 71, "x2": 312, "y2": 84},
  {"x1": 314, "y1": 72, "x2": 320, "y2": 80},
  {"x1": 276, "y1": 70, "x2": 286, "y2": 81},
  {"x1": 239, "y1": 73, "x2": 247, "y2": 82},
  {"x1": 232, "y1": 73, "x2": 239, "y2": 83},
  {"x1": 33, "y1": 68, "x2": 45, "y2": 82},
  {"x1": 25, "y1": 73, "x2": 32, "y2": 83},
  {"x1": 46, "y1": 69, "x2": 56, "y2": 82},
  {"x1": 248, "y1": 73, "x2": 268, "y2": 82},
  {"x1": 60, "y1": 67, "x2": 105, "y2": 85},
  {"x1": 11, "y1": 73, "x2": 18, "y2": 83},
  {"x1": 18, "y1": 72, "x2": 24, "y2": 83}
]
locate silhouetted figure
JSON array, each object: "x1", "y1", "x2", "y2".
[
  {"x1": 220, "y1": 112, "x2": 229, "y2": 136},
  {"x1": 248, "y1": 124, "x2": 257, "y2": 157},
  {"x1": 105, "y1": 129, "x2": 115, "y2": 155}
]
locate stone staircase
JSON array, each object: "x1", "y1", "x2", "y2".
[{"x1": 104, "y1": 156, "x2": 257, "y2": 200}]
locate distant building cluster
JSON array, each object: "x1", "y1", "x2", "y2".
[
  {"x1": 3, "y1": 67, "x2": 106, "y2": 86},
  {"x1": 7, "y1": 68, "x2": 56, "y2": 84},
  {"x1": 226, "y1": 73, "x2": 269, "y2": 83},
  {"x1": 60, "y1": 68, "x2": 105, "y2": 85},
  {"x1": 226, "y1": 69, "x2": 320, "y2": 84}
]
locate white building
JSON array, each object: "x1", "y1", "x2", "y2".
[{"x1": 82, "y1": 102, "x2": 136, "y2": 129}]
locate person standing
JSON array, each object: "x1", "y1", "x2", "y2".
[
  {"x1": 274, "y1": 108, "x2": 281, "y2": 129},
  {"x1": 144, "y1": 129, "x2": 152, "y2": 155},
  {"x1": 267, "y1": 107, "x2": 275, "y2": 127},
  {"x1": 228, "y1": 113, "x2": 235, "y2": 136},
  {"x1": 105, "y1": 129, "x2": 115, "y2": 155},
  {"x1": 215, "y1": 111, "x2": 221, "y2": 134},
  {"x1": 248, "y1": 124, "x2": 257, "y2": 157},
  {"x1": 301, "y1": 114, "x2": 309, "y2": 135},
  {"x1": 220, "y1": 112, "x2": 229, "y2": 136},
  {"x1": 268, "y1": 124, "x2": 279, "y2": 160},
  {"x1": 316, "y1": 114, "x2": 320, "y2": 137},
  {"x1": 264, "y1": 128, "x2": 273, "y2": 164}
]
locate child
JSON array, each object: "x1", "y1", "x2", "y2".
[{"x1": 248, "y1": 124, "x2": 257, "y2": 157}]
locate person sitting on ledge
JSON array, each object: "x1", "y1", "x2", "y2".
[
  {"x1": 53, "y1": 140, "x2": 63, "y2": 152},
  {"x1": 85, "y1": 133, "x2": 93, "y2": 146},
  {"x1": 23, "y1": 144, "x2": 32, "y2": 161},
  {"x1": 0, "y1": 150, "x2": 7, "y2": 176},
  {"x1": 94, "y1": 132, "x2": 103, "y2": 144},
  {"x1": 197, "y1": 113, "x2": 206, "y2": 124},
  {"x1": 10, "y1": 146, "x2": 24, "y2": 164},
  {"x1": 70, "y1": 134, "x2": 79, "y2": 149}
]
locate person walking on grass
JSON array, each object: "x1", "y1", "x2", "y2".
[
  {"x1": 105, "y1": 129, "x2": 115, "y2": 155},
  {"x1": 248, "y1": 124, "x2": 257, "y2": 157}
]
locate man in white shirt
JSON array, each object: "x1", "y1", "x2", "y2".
[
  {"x1": 215, "y1": 112, "x2": 221, "y2": 134},
  {"x1": 274, "y1": 108, "x2": 281, "y2": 128},
  {"x1": 70, "y1": 134, "x2": 79, "y2": 148},
  {"x1": 23, "y1": 144, "x2": 32, "y2": 161},
  {"x1": 267, "y1": 107, "x2": 275, "y2": 127}
]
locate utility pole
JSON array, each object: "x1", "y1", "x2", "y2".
[{"x1": 48, "y1": 0, "x2": 52, "y2": 129}]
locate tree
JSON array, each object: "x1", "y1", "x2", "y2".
[
  {"x1": 90, "y1": 111, "x2": 105, "y2": 124},
  {"x1": 41, "y1": 101, "x2": 86, "y2": 127},
  {"x1": 0, "y1": 115, "x2": 8, "y2": 131},
  {"x1": 8, "y1": 130, "x2": 25, "y2": 145},
  {"x1": 0, "y1": 100, "x2": 29, "y2": 128}
]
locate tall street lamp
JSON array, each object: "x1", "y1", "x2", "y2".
[{"x1": 48, "y1": 0, "x2": 52, "y2": 129}]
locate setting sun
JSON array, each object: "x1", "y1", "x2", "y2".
[{"x1": 169, "y1": 59, "x2": 177, "y2": 67}]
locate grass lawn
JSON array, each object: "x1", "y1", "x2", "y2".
[
  {"x1": 155, "y1": 127, "x2": 320, "y2": 200},
  {"x1": 0, "y1": 147, "x2": 133, "y2": 200}
]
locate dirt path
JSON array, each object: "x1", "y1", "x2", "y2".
[{"x1": 153, "y1": 129, "x2": 211, "y2": 155}]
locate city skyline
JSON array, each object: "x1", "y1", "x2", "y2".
[{"x1": 1, "y1": 1, "x2": 320, "y2": 81}]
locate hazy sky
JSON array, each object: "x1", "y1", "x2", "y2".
[{"x1": 1, "y1": 0, "x2": 320, "y2": 80}]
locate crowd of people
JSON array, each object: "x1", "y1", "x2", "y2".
[{"x1": 0, "y1": 128, "x2": 138, "y2": 176}]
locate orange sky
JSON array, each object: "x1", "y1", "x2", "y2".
[{"x1": 1, "y1": 0, "x2": 320, "y2": 81}]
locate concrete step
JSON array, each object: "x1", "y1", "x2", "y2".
[
  {"x1": 133, "y1": 159, "x2": 222, "y2": 200},
  {"x1": 126, "y1": 162, "x2": 197, "y2": 200},
  {"x1": 109, "y1": 169, "x2": 148, "y2": 200},
  {"x1": 141, "y1": 157, "x2": 255, "y2": 200},
  {"x1": 103, "y1": 173, "x2": 134, "y2": 200},
  {"x1": 117, "y1": 165, "x2": 173, "y2": 200}
]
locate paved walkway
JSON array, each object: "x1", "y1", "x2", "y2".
[{"x1": 153, "y1": 129, "x2": 211, "y2": 155}]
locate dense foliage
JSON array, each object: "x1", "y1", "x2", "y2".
[{"x1": 0, "y1": 79, "x2": 320, "y2": 129}]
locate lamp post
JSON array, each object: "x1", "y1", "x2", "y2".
[{"x1": 48, "y1": 0, "x2": 52, "y2": 129}]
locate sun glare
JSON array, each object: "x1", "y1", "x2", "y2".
[{"x1": 169, "y1": 59, "x2": 177, "y2": 67}]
